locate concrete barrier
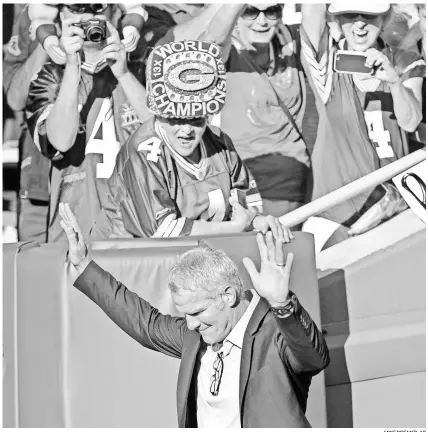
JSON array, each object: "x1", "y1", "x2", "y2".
[{"x1": 318, "y1": 210, "x2": 426, "y2": 427}]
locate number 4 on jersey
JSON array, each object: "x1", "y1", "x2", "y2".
[
  {"x1": 138, "y1": 137, "x2": 162, "y2": 162},
  {"x1": 85, "y1": 98, "x2": 121, "y2": 178}
]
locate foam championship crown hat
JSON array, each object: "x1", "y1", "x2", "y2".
[{"x1": 146, "y1": 40, "x2": 227, "y2": 119}]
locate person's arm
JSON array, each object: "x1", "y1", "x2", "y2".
[
  {"x1": 300, "y1": 5, "x2": 334, "y2": 104},
  {"x1": 3, "y1": 6, "x2": 50, "y2": 111},
  {"x1": 243, "y1": 233, "x2": 330, "y2": 375},
  {"x1": 273, "y1": 296, "x2": 330, "y2": 374},
  {"x1": 26, "y1": 63, "x2": 69, "y2": 159},
  {"x1": 116, "y1": 72, "x2": 151, "y2": 123},
  {"x1": 5, "y1": 44, "x2": 49, "y2": 112},
  {"x1": 221, "y1": 130, "x2": 263, "y2": 212},
  {"x1": 365, "y1": 48, "x2": 424, "y2": 132},
  {"x1": 59, "y1": 203, "x2": 187, "y2": 358},
  {"x1": 143, "y1": 5, "x2": 244, "y2": 62},
  {"x1": 198, "y1": 4, "x2": 246, "y2": 61},
  {"x1": 45, "y1": 58, "x2": 81, "y2": 152},
  {"x1": 44, "y1": 14, "x2": 83, "y2": 153},
  {"x1": 301, "y1": 4, "x2": 328, "y2": 53},
  {"x1": 389, "y1": 78, "x2": 423, "y2": 132},
  {"x1": 220, "y1": 130, "x2": 290, "y2": 242},
  {"x1": 169, "y1": 4, "x2": 226, "y2": 42},
  {"x1": 101, "y1": 21, "x2": 151, "y2": 123}
]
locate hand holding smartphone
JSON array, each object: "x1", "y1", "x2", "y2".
[
  {"x1": 230, "y1": 188, "x2": 248, "y2": 209},
  {"x1": 333, "y1": 50, "x2": 374, "y2": 76}
]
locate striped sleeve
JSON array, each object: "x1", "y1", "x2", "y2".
[
  {"x1": 25, "y1": 62, "x2": 64, "y2": 159},
  {"x1": 246, "y1": 178, "x2": 263, "y2": 210},
  {"x1": 220, "y1": 131, "x2": 263, "y2": 211},
  {"x1": 300, "y1": 24, "x2": 334, "y2": 104},
  {"x1": 114, "y1": 137, "x2": 195, "y2": 238},
  {"x1": 152, "y1": 216, "x2": 193, "y2": 238},
  {"x1": 393, "y1": 48, "x2": 426, "y2": 82}
]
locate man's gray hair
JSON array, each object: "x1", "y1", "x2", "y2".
[{"x1": 168, "y1": 245, "x2": 245, "y2": 299}]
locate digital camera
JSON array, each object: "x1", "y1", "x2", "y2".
[{"x1": 73, "y1": 19, "x2": 107, "y2": 43}]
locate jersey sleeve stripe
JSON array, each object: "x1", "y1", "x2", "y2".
[
  {"x1": 33, "y1": 103, "x2": 53, "y2": 152},
  {"x1": 168, "y1": 217, "x2": 186, "y2": 237},
  {"x1": 163, "y1": 218, "x2": 180, "y2": 238},
  {"x1": 247, "y1": 193, "x2": 263, "y2": 204},
  {"x1": 248, "y1": 200, "x2": 263, "y2": 208},
  {"x1": 152, "y1": 214, "x2": 175, "y2": 238},
  {"x1": 401, "y1": 59, "x2": 426, "y2": 77}
]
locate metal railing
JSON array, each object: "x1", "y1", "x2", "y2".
[{"x1": 279, "y1": 149, "x2": 426, "y2": 228}]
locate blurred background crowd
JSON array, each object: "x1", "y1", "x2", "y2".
[{"x1": 2, "y1": 3, "x2": 426, "y2": 246}]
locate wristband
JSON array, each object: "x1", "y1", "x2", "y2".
[{"x1": 270, "y1": 293, "x2": 297, "y2": 318}]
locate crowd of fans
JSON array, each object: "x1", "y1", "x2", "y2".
[{"x1": 2, "y1": 3, "x2": 426, "y2": 250}]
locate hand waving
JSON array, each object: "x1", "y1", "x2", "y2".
[
  {"x1": 59, "y1": 202, "x2": 90, "y2": 271},
  {"x1": 243, "y1": 232, "x2": 294, "y2": 307}
]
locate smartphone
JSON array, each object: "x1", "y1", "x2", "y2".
[
  {"x1": 333, "y1": 50, "x2": 374, "y2": 76},
  {"x1": 230, "y1": 188, "x2": 247, "y2": 209}
]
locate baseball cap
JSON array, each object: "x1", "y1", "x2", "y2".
[
  {"x1": 146, "y1": 40, "x2": 227, "y2": 119},
  {"x1": 328, "y1": 4, "x2": 391, "y2": 15}
]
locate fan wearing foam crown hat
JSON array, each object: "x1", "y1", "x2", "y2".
[
  {"x1": 90, "y1": 40, "x2": 292, "y2": 241},
  {"x1": 299, "y1": 4, "x2": 425, "y2": 249}
]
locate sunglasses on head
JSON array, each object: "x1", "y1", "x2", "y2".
[
  {"x1": 65, "y1": 4, "x2": 108, "y2": 14},
  {"x1": 341, "y1": 12, "x2": 382, "y2": 21},
  {"x1": 242, "y1": 5, "x2": 283, "y2": 21}
]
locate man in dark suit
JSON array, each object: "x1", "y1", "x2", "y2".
[{"x1": 59, "y1": 202, "x2": 329, "y2": 428}]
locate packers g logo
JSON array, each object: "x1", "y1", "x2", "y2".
[{"x1": 166, "y1": 62, "x2": 216, "y2": 93}]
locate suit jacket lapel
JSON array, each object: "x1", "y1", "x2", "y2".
[
  {"x1": 177, "y1": 330, "x2": 201, "y2": 428},
  {"x1": 239, "y1": 298, "x2": 270, "y2": 421}
]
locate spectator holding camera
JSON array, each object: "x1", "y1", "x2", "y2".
[
  {"x1": 28, "y1": 3, "x2": 147, "y2": 65},
  {"x1": 26, "y1": 4, "x2": 151, "y2": 243},
  {"x1": 300, "y1": 4, "x2": 425, "y2": 248}
]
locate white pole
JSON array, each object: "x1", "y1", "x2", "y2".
[{"x1": 279, "y1": 149, "x2": 426, "y2": 227}]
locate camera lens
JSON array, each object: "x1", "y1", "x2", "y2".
[{"x1": 87, "y1": 25, "x2": 103, "y2": 43}]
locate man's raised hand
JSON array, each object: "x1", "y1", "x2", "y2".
[
  {"x1": 59, "y1": 202, "x2": 90, "y2": 271},
  {"x1": 243, "y1": 232, "x2": 294, "y2": 307}
]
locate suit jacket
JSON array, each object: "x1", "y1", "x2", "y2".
[{"x1": 74, "y1": 261, "x2": 330, "y2": 428}]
